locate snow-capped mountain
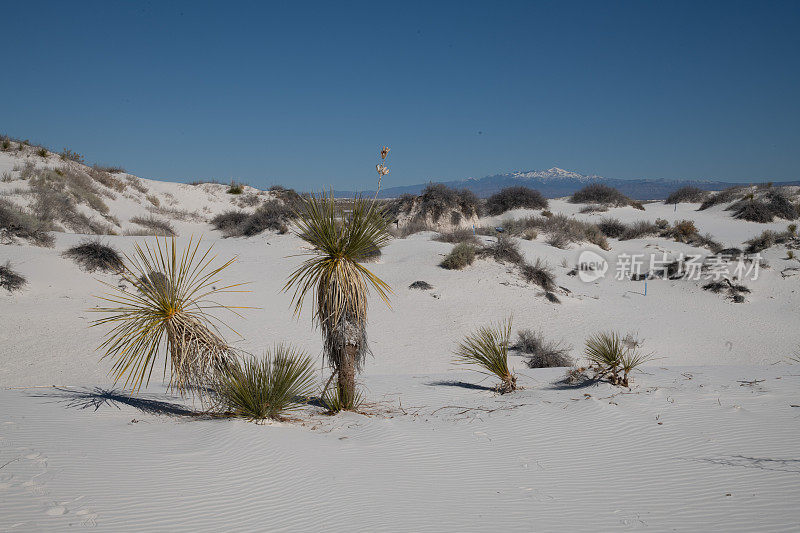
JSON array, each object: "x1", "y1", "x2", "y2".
[{"x1": 344, "y1": 168, "x2": 798, "y2": 200}]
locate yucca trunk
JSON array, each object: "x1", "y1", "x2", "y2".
[{"x1": 326, "y1": 314, "x2": 364, "y2": 408}]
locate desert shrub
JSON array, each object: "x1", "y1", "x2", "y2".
[
  {"x1": 585, "y1": 331, "x2": 651, "y2": 387},
  {"x1": 744, "y1": 230, "x2": 792, "y2": 253},
  {"x1": 125, "y1": 175, "x2": 149, "y2": 194},
  {"x1": 699, "y1": 186, "x2": 745, "y2": 210},
  {"x1": 237, "y1": 200, "x2": 293, "y2": 236},
  {"x1": 655, "y1": 218, "x2": 670, "y2": 229},
  {"x1": 416, "y1": 184, "x2": 481, "y2": 222},
  {"x1": 454, "y1": 318, "x2": 516, "y2": 393},
  {"x1": 36, "y1": 147, "x2": 48, "y2": 158},
  {"x1": 130, "y1": 215, "x2": 177, "y2": 236},
  {"x1": 519, "y1": 258, "x2": 555, "y2": 291},
  {"x1": 214, "y1": 345, "x2": 316, "y2": 420},
  {"x1": 620, "y1": 221, "x2": 660, "y2": 240},
  {"x1": 0, "y1": 198, "x2": 54, "y2": 246},
  {"x1": 94, "y1": 165, "x2": 126, "y2": 174},
  {"x1": 90, "y1": 166, "x2": 127, "y2": 192},
  {"x1": 409, "y1": 280, "x2": 433, "y2": 290},
  {"x1": 63, "y1": 239, "x2": 124, "y2": 273},
  {"x1": 1, "y1": 139, "x2": 10, "y2": 151},
  {"x1": 92, "y1": 238, "x2": 239, "y2": 399},
  {"x1": 579, "y1": 204, "x2": 608, "y2": 214},
  {"x1": 570, "y1": 184, "x2": 642, "y2": 209},
  {"x1": 496, "y1": 213, "x2": 609, "y2": 250},
  {"x1": 0, "y1": 261, "x2": 27, "y2": 292},
  {"x1": 541, "y1": 210, "x2": 553, "y2": 217},
  {"x1": 211, "y1": 210, "x2": 250, "y2": 235},
  {"x1": 766, "y1": 191, "x2": 798, "y2": 220},
  {"x1": 234, "y1": 193, "x2": 261, "y2": 207},
  {"x1": 433, "y1": 228, "x2": 479, "y2": 244},
  {"x1": 731, "y1": 199, "x2": 774, "y2": 222},
  {"x1": 703, "y1": 279, "x2": 750, "y2": 303},
  {"x1": 146, "y1": 194, "x2": 160, "y2": 207},
  {"x1": 485, "y1": 186, "x2": 548, "y2": 215},
  {"x1": 512, "y1": 329, "x2": 572, "y2": 368},
  {"x1": 60, "y1": 148, "x2": 83, "y2": 163},
  {"x1": 666, "y1": 186, "x2": 708, "y2": 204},
  {"x1": 521, "y1": 228, "x2": 538, "y2": 240},
  {"x1": 598, "y1": 217, "x2": 626, "y2": 238},
  {"x1": 440, "y1": 242, "x2": 476, "y2": 269},
  {"x1": 546, "y1": 231, "x2": 570, "y2": 249},
  {"x1": 481, "y1": 234, "x2": 524, "y2": 264},
  {"x1": 670, "y1": 220, "x2": 697, "y2": 240},
  {"x1": 227, "y1": 182, "x2": 244, "y2": 195}
]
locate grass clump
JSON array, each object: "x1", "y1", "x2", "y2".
[
  {"x1": 440, "y1": 242, "x2": 476, "y2": 270},
  {"x1": 519, "y1": 258, "x2": 555, "y2": 291},
  {"x1": 699, "y1": 186, "x2": 745, "y2": 210},
  {"x1": 570, "y1": 184, "x2": 644, "y2": 209},
  {"x1": 433, "y1": 228, "x2": 479, "y2": 245},
  {"x1": 744, "y1": 229, "x2": 794, "y2": 253},
  {"x1": 214, "y1": 345, "x2": 316, "y2": 421},
  {"x1": 130, "y1": 215, "x2": 177, "y2": 236},
  {"x1": 0, "y1": 198, "x2": 55, "y2": 247},
  {"x1": 585, "y1": 331, "x2": 651, "y2": 387},
  {"x1": 597, "y1": 217, "x2": 626, "y2": 238},
  {"x1": 454, "y1": 318, "x2": 517, "y2": 393},
  {"x1": 0, "y1": 261, "x2": 27, "y2": 292},
  {"x1": 212, "y1": 201, "x2": 293, "y2": 237},
  {"x1": 666, "y1": 186, "x2": 708, "y2": 204},
  {"x1": 485, "y1": 186, "x2": 548, "y2": 215},
  {"x1": 91, "y1": 237, "x2": 244, "y2": 400},
  {"x1": 63, "y1": 239, "x2": 124, "y2": 273},
  {"x1": 227, "y1": 182, "x2": 245, "y2": 195},
  {"x1": 512, "y1": 329, "x2": 572, "y2": 368},
  {"x1": 481, "y1": 234, "x2": 524, "y2": 264}
]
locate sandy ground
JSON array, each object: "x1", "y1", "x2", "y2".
[{"x1": 1, "y1": 151, "x2": 800, "y2": 530}]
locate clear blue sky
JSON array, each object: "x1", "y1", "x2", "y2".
[{"x1": 2, "y1": 1, "x2": 799, "y2": 190}]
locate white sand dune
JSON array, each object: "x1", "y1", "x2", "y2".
[{"x1": 1, "y1": 149, "x2": 800, "y2": 530}]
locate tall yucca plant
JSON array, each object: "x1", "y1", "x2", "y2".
[
  {"x1": 454, "y1": 318, "x2": 517, "y2": 393},
  {"x1": 92, "y1": 236, "x2": 246, "y2": 398},
  {"x1": 284, "y1": 147, "x2": 393, "y2": 411}
]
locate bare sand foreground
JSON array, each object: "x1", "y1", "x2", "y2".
[{"x1": 1, "y1": 153, "x2": 800, "y2": 531}]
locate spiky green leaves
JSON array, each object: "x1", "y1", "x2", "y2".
[
  {"x1": 454, "y1": 318, "x2": 517, "y2": 393},
  {"x1": 215, "y1": 345, "x2": 316, "y2": 420},
  {"x1": 584, "y1": 331, "x2": 652, "y2": 387},
  {"x1": 92, "y1": 237, "x2": 247, "y2": 395},
  {"x1": 285, "y1": 191, "x2": 393, "y2": 329}
]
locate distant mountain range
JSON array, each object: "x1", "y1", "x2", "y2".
[{"x1": 337, "y1": 167, "x2": 800, "y2": 200}]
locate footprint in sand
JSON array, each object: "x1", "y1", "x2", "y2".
[
  {"x1": 76, "y1": 508, "x2": 98, "y2": 528},
  {"x1": 45, "y1": 505, "x2": 68, "y2": 516}
]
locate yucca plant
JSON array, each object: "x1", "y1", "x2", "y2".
[
  {"x1": 322, "y1": 379, "x2": 365, "y2": 413},
  {"x1": 585, "y1": 331, "x2": 651, "y2": 386},
  {"x1": 454, "y1": 318, "x2": 517, "y2": 393},
  {"x1": 92, "y1": 236, "x2": 246, "y2": 400},
  {"x1": 284, "y1": 147, "x2": 393, "y2": 411},
  {"x1": 214, "y1": 345, "x2": 316, "y2": 420}
]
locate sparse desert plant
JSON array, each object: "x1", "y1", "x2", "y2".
[
  {"x1": 224, "y1": 200, "x2": 294, "y2": 236},
  {"x1": 433, "y1": 228, "x2": 479, "y2": 245},
  {"x1": 482, "y1": 234, "x2": 524, "y2": 264},
  {"x1": 36, "y1": 147, "x2": 48, "y2": 158},
  {"x1": 788, "y1": 223, "x2": 797, "y2": 236},
  {"x1": 579, "y1": 204, "x2": 608, "y2": 214},
  {"x1": 584, "y1": 331, "x2": 651, "y2": 386},
  {"x1": 454, "y1": 318, "x2": 517, "y2": 393},
  {"x1": 570, "y1": 184, "x2": 643, "y2": 209},
  {"x1": 788, "y1": 250, "x2": 796, "y2": 260},
  {"x1": 60, "y1": 148, "x2": 84, "y2": 163},
  {"x1": 130, "y1": 215, "x2": 177, "y2": 236},
  {"x1": 620, "y1": 220, "x2": 660, "y2": 240},
  {"x1": 731, "y1": 198, "x2": 774, "y2": 223},
  {"x1": 440, "y1": 242, "x2": 476, "y2": 269},
  {"x1": 666, "y1": 186, "x2": 708, "y2": 204},
  {"x1": 284, "y1": 148, "x2": 393, "y2": 411},
  {"x1": 485, "y1": 186, "x2": 548, "y2": 215},
  {"x1": 598, "y1": 217, "x2": 626, "y2": 238},
  {"x1": 519, "y1": 258, "x2": 555, "y2": 291},
  {"x1": 541, "y1": 210, "x2": 553, "y2": 217},
  {"x1": 0, "y1": 198, "x2": 55, "y2": 247},
  {"x1": 211, "y1": 210, "x2": 250, "y2": 236},
  {"x1": 409, "y1": 280, "x2": 433, "y2": 290},
  {"x1": 1, "y1": 139, "x2": 10, "y2": 151},
  {"x1": 63, "y1": 239, "x2": 124, "y2": 273},
  {"x1": 213, "y1": 345, "x2": 316, "y2": 420},
  {"x1": 521, "y1": 228, "x2": 538, "y2": 240},
  {"x1": 0, "y1": 261, "x2": 27, "y2": 292},
  {"x1": 227, "y1": 181, "x2": 244, "y2": 195},
  {"x1": 743, "y1": 230, "x2": 794, "y2": 253},
  {"x1": 512, "y1": 329, "x2": 572, "y2": 368},
  {"x1": 91, "y1": 237, "x2": 245, "y2": 398},
  {"x1": 671, "y1": 219, "x2": 697, "y2": 239},
  {"x1": 699, "y1": 186, "x2": 745, "y2": 210}
]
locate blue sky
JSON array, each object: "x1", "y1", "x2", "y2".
[{"x1": 2, "y1": 1, "x2": 799, "y2": 190}]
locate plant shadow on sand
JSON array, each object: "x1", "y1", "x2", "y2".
[
  {"x1": 29, "y1": 387, "x2": 213, "y2": 418},
  {"x1": 424, "y1": 380, "x2": 496, "y2": 392}
]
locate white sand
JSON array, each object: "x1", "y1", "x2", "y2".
[{"x1": 1, "y1": 150, "x2": 799, "y2": 531}]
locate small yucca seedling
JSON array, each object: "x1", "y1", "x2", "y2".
[
  {"x1": 454, "y1": 318, "x2": 517, "y2": 393},
  {"x1": 214, "y1": 345, "x2": 316, "y2": 420},
  {"x1": 585, "y1": 331, "x2": 651, "y2": 387},
  {"x1": 322, "y1": 380, "x2": 364, "y2": 413},
  {"x1": 92, "y1": 237, "x2": 247, "y2": 400}
]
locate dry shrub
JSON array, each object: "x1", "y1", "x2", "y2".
[
  {"x1": 0, "y1": 198, "x2": 54, "y2": 247},
  {"x1": 570, "y1": 184, "x2": 642, "y2": 209},
  {"x1": 699, "y1": 186, "x2": 745, "y2": 210},
  {"x1": 481, "y1": 234, "x2": 524, "y2": 264},
  {"x1": 130, "y1": 215, "x2": 177, "y2": 236},
  {"x1": 512, "y1": 329, "x2": 572, "y2": 368},
  {"x1": 433, "y1": 228, "x2": 479, "y2": 244},
  {"x1": 620, "y1": 221, "x2": 660, "y2": 240},
  {"x1": 485, "y1": 186, "x2": 548, "y2": 215},
  {"x1": 63, "y1": 239, "x2": 124, "y2": 273},
  {"x1": 214, "y1": 200, "x2": 293, "y2": 237},
  {"x1": 440, "y1": 242, "x2": 476, "y2": 270},
  {"x1": 519, "y1": 258, "x2": 555, "y2": 291},
  {"x1": 0, "y1": 261, "x2": 27, "y2": 292},
  {"x1": 666, "y1": 186, "x2": 708, "y2": 204},
  {"x1": 598, "y1": 217, "x2": 626, "y2": 238}
]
